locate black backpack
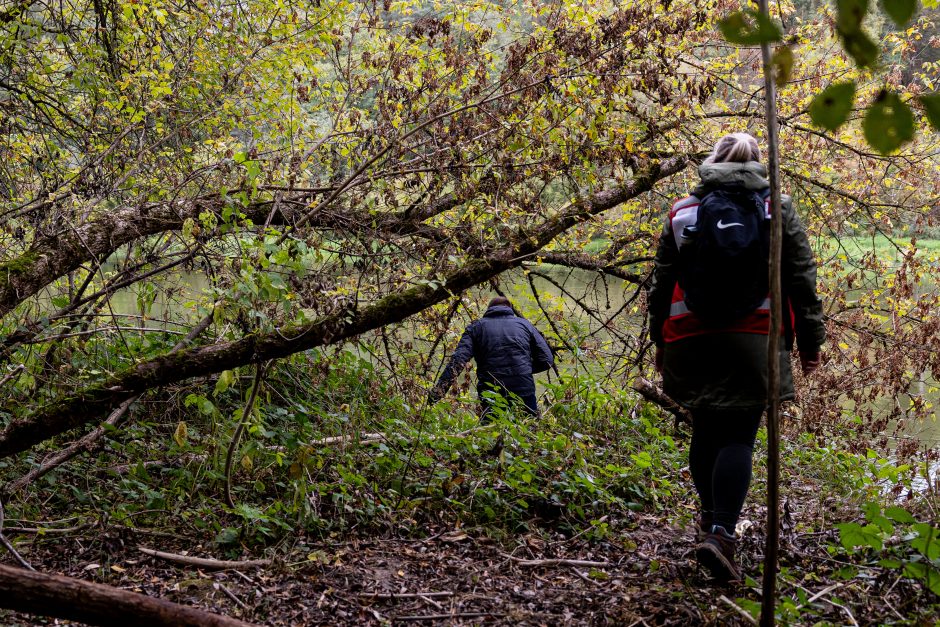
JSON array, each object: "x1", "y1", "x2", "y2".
[{"x1": 677, "y1": 185, "x2": 770, "y2": 321}]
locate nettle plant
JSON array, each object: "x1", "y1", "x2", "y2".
[{"x1": 835, "y1": 502, "x2": 940, "y2": 596}]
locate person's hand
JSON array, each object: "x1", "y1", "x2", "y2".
[
  {"x1": 799, "y1": 350, "x2": 820, "y2": 375},
  {"x1": 427, "y1": 387, "x2": 443, "y2": 404},
  {"x1": 655, "y1": 346, "x2": 664, "y2": 374}
]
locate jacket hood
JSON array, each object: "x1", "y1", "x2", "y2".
[
  {"x1": 694, "y1": 161, "x2": 769, "y2": 194},
  {"x1": 483, "y1": 305, "x2": 515, "y2": 317}
]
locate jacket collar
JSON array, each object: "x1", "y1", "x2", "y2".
[
  {"x1": 693, "y1": 161, "x2": 769, "y2": 196},
  {"x1": 483, "y1": 305, "x2": 515, "y2": 318}
]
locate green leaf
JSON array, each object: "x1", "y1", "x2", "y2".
[
  {"x1": 244, "y1": 159, "x2": 261, "y2": 181},
  {"x1": 214, "y1": 369, "x2": 236, "y2": 396},
  {"x1": 863, "y1": 91, "x2": 915, "y2": 154},
  {"x1": 880, "y1": 0, "x2": 918, "y2": 27},
  {"x1": 884, "y1": 505, "x2": 917, "y2": 524},
  {"x1": 837, "y1": 0, "x2": 870, "y2": 34},
  {"x1": 903, "y1": 560, "x2": 928, "y2": 579},
  {"x1": 631, "y1": 451, "x2": 653, "y2": 469},
  {"x1": 772, "y1": 45, "x2": 795, "y2": 86},
  {"x1": 214, "y1": 527, "x2": 239, "y2": 545},
  {"x1": 911, "y1": 523, "x2": 940, "y2": 559},
  {"x1": 919, "y1": 93, "x2": 940, "y2": 130},
  {"x1": 836, "y1": 521, "x2": 884, "y2": 551},
  {"x1": 718, "y1": 10, "x2": 782, "y2": 46},
  {"x1": 809, "y1": 82, "x2": 856, "y2": 131},
  {"x1": 926, "y1": 569, "x2": 940, "y2": 597},
  {"x1": 840, "y1": 30, "x2": 880, "y2": 68}
]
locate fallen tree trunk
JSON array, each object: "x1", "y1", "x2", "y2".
[
  {"x1": 0, "y1": 564, "x2": 254, "y2": 626},
  {"x1": 0, "y1": 157, "x2": 686, "y2": 459}
]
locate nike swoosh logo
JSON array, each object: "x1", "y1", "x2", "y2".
[{"x1": 716, "y1": 220, "x2": 744, "y2": 229}]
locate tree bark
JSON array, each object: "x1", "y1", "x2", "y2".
[
  {"x1": 758, "y1": 3, "x2": 784, "y2": 623},
  {"x1": 0, "y1": 157, "x2": 688, "y2": 459},
  {"x1": 0, "y1": 564, "x2": 254, "y2": 627}
]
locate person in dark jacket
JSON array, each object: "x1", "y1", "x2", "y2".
[
  {"x1": 647, "y1": 132, "x2": 825, "y2": 581},
  {"x1": 430, "y1": 297, "x2": 555, "y2": 418}
]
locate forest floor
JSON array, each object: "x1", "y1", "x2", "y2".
[
  {"x1": 3, "y1": 478, "x2": 934, "y2": 626},
  {"x1": 1, "y1": 362, "x2": 936, "y2": 625}
]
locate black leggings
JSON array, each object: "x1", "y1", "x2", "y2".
[{"x1": 689, "y1": 407, "x2": 763, "y2": 532}]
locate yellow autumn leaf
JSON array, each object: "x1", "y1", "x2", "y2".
[{"x1": 173, "y1": 422, "x2": 188, "y2": 448}]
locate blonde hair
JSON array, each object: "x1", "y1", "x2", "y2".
[{"x1": 704, "y1": 132, "x2": 761, "y2": 164}]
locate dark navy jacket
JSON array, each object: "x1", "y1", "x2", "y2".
[{"x1": 435, "y1": 306, "x2": 554, "y2": 394}]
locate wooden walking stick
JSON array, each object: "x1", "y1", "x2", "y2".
[{"x1": 758, "y1": 0, "x2": 784, "y2": 624}]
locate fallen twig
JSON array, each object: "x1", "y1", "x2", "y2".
[
  {"x1": 0, "y1": 364, "x2": 24, "y2": 389},
  {"x1": 794, "y1": 583, "x2": 857, "y2": 626},
  {"x1": 308, "y1": 433, "x2": 385, "y2": 446},
  {"x1": 217, "y1": 583, "x2": 249, "y2": 611},
  {"x1": 572, "y1": 568, "x2": 603, "y2": 586},
  {"x1": 357, "y1": 591, "x2": 453, "y2": 599},
  {"x1": 138, "y1": 547, "x2": 271, "y2": 571},
  {"x1": 803, "y1": 582, "x2": 845, "y2": 606},
  {"x1": 501, "y1": 553, "x2": 609, "y2": 568},
  {"x1": 418, "y1": 595, "x2": 443, "y2": 610},
  {"x1": 632, "y1": 378, "x2": 691, "y2": 426},
  {"x1": 0, "y1": 497, "x2": 33, "y2": 570},
  {"x1": 394, "y1": 613, "x2": 493, "y2": 622},
  {"x1": 719, "y1": 594, "x2": 756, "y2": 625},
  {"x1": 3, "y1": 523, "x2": 92, "y2": 535}
]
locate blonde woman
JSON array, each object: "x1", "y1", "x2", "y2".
[{"x1": 646, "y1": 133, "x2": 825, "y2": 580}]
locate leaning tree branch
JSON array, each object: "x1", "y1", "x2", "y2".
[
  {"x1": 0, "y1": 179, "x2": 476, "y2": 324},
  {"x1": 3, "y1": 310, "x2": 216, "y2": 496},
  {"x1": 0, "y1": 157, "x2": 688, "y2": 459}
]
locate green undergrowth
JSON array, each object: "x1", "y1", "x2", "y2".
[
  {"x1": 3, "y1": 350, "x2": 938, "y2": 613},
  {"x1": 4, "y1": 350, "x2": 689, "y2": 545}
]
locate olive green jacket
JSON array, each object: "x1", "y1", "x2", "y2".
[{"x1": 647, "y1": 161, "x2": 826, "y2": 410}]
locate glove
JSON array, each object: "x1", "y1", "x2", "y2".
[
  {"x1": 427, "y1": 386, "x2": 444, "y2": 404},
  {"x1": 799, "y1": 350, "x2": 820, "y2": 375},
  {"x1": 655, "y1": 346, "x2": 665, "y2": 374}
]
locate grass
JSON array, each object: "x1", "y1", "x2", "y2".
[
  {"x1": 816, "y1": 234, "x2": 940, "y2": 263},
  {"x1": 579, "y1": 234, "x2": 940, "y2": 263}
]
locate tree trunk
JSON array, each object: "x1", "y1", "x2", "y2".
[
  {"x1": 0, "y1": 564, "x2": 254, "y2": 627},
  {"x1": 758, "y1": 2, "x2": 784, "y2": 623}
]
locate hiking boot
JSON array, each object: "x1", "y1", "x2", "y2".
[
  {"x1": 696, "y1": 525, "x2": 741, "y2": 581},
  {"x1": 695, "y1": 513, "x2": 713, "y2": 542}
]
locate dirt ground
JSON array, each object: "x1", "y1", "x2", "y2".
[
  {"x1": 3, "y1": 521, "x2": 731, "y2": 625},
  {"x1": 5, "y1": 500, "x2": 912, "y2": 627}
]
